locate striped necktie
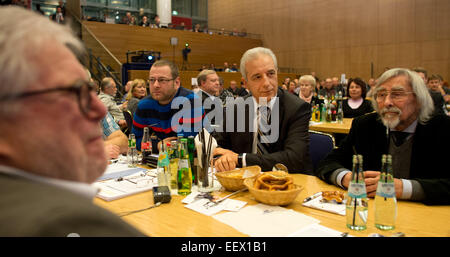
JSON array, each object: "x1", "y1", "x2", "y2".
[{"x1": 256, "y1": 106, "x2": 271, "y2": 155}]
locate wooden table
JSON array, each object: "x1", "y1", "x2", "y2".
[
  {"x1": 309, "y1": 118, "x2": 353, "y2": 134},
  {"x1": 94, "y1": 174, "x2": 450, "y2": 237}
]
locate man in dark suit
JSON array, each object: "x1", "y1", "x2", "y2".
[
  {"x1": 316, "y1": 68, "x2": 450, "y2": 205},
  {"x1": 212, "y1": 47, "x2": 313, "y2": 174},
  {"x1": 0, "y1": 7, "x2": 143, "y2": 236},
  {"x1": 196, "y1": 69, "x2": 221, "y2": 115}
]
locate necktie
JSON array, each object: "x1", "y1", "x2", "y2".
[
  {"x1": 256, "y1": 106, "x2": 271, "y2": 155},
  {"x1": 391, "y1": 131, "x2": 410, "y2": 147}
]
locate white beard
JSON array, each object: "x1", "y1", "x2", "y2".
[{"x1": 380, "y1": 107, "x2": 402, "y2": 129}]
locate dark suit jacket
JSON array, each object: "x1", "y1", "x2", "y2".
[
  {"x1": 315, "y1": 112, "x2": 450, "y2": 205},
  {"x1": 0, "y1": 173, "x2": 144, "y2": 236},
  {"x1": 215, "y1": 88, "x2": 313, "y2": 174}
]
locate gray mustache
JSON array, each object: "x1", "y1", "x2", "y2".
[{"x1": 381, "y1": 107, "x2": 401, "y2": 115}]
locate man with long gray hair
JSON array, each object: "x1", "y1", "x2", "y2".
[
  {"x1": 0, "y1": 6, "x2": 143, "y2": 236},
  {"x1": 316, "y1": 68, "x2": 450, "y2": 205}
]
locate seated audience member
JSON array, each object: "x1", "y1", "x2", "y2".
[
  {"x1": 298, "y1": 75, "x2": 319, "y2": 105},
  {"x1": 151, "y1": 15, "x2": 160, "y2": 28},
  {"x1": 139, "y1": 16, "x2": 149, "y2": 27},
  {"x1": 102, "y1": 112, "x2": 128, "y2": 159},
  {"x1": 428, "y1": 74, "x2": 450, "y2": 104},
  {"x1": 413, "y1": 68, "x2": 447, "y2": 116},
  {"x1": 213, "y1": 47, "x2": 313, "y2": 173},
  {"x1": 0, "y1": 6, "x2": 143, "y2": 236},
  {"x1": 192, "y1": 23, "x2": 202, "y2": 32},
  {"x1": 98, "y1": 77, "x2": 127, "y2": 128},
  {"x1": 132, "y1": 60, "x2": 204, "y2": 150},
  {"x1": 342, "y1": 77, "x2": 374, "y2": 118},
  {"x1": 122, "y1": 12, "x2": 132, "y2": 25},
  {"x1": 288, "y1": 81, "x2": 298, "y2": 96},
  {"x1": 227, "y1": 80, "x2": 240, "y2": 97},
  {"x1": 121, "y1": 80, "x2": 133, "y2": 103},
  {"x1": 316, "y1": 68, "x2": 450, "y2": 205},
  {"x1": 197, "y1": 69, "x2": 220, "y2": 108},
  {"x1": 319, "y1": 78, "x2": 335, "y2": 98},
  {"x1": 126, "y1": 79, "x2": 147, "y2": 115},
  {"x1": 230, "y1": 63, "x2": 239, "y2": 72},
  {"x1": 223, "y1": 62, "x2": 231, "y2": 72},
  {"x1": 217, "y1": 77, "x2": 234, "y2": 106}
]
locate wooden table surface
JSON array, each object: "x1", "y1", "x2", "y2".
[
  {"x1": 94, "y1": 174, "x2": 450, "y2": 237},
  {"x1": 309, "y1": 118, "x2": 353, "y2": 134}
]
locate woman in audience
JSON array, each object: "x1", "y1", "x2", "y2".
[
  {"x1": 342, "y1": 77, "x2": 373, "y2": 118},
  {"x1": 298, "y1": 75, "x2": 319, "y2": 105},
  {"x1": 126, "y1": 79, "x2": 147, "y2": 115}
]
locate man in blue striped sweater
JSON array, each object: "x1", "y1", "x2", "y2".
[{"x1": 132, "y1": 60, "x2": 204, "y2": 150}]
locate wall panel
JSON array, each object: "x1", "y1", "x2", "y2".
[{"x1": 208, "y1": 0, "x2": 450, "y2": 81}]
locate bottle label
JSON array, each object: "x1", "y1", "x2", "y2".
[
  {"x1": 348, "y1": 182, "x2": 367, "y2": 198},
  {"x1": 376, "y1": 182, "x2": 396, "y2": 198},
  {"x1": 141, "y1": 142, "x2": 150, "y2": 150},
  {"x1": 158, "y1": 153, "x2": 170, "y2": 167}
]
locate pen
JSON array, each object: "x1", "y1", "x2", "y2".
[{"x1": 303, "y1": 192, "x2": 322, "y2": 203}]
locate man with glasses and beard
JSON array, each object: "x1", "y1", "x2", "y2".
[
  {"x1": 316, "y1": 68, "x2": 450, "y2": 205},
  {"x1": 132, "y1": 59, "x2": 204, "y2": 150},
  {"x1": 0, "y1": 6, "x2": 143, "y2": 236}
]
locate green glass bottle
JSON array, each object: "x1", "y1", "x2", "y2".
[{"x1": 177, "y1": 138, "x2": 192, "y2": 195}]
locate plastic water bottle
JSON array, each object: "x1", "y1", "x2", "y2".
[
  {"x1": 374, "y1": 154, "x2": 397, "y2": 230},
  {"x1": 346, "y1": 154, "x2": 368, "y2": 231}
]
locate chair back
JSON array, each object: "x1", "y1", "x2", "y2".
[
  {"x1": 123, "y1": 110, "x2": 133, "y2": 136},
  {"x1": 309, "y1": 130, "x2": 335, "y2": 171}
]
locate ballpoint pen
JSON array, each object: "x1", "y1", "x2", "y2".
[{"x1": 303, "y1": 192, "x2": 322, "y2": 203}]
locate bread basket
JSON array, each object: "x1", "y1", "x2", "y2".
[
  {"x1": 244, "y1": 177, "x2": 303, "y2": 206},
  {"x1": 215, "y1": 166, "x2": 261, "y2": 191}
]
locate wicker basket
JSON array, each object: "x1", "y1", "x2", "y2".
[
  {"x1": 215, "y1": 166, "x2": 261, "y2": 191},
  {"x1": 244, "y1": 177, "x2": 303, "y2": 206}
]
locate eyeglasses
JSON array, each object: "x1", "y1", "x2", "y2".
[
  {"x1": 374, "y1": 89, "x2": 414, "y2": 102},
  {"x1": 0, "y1": 80, "x2": 96, "y2": 116},
  {"x1": 149, "y1": 77, "x2": 174, "y2": 85}
]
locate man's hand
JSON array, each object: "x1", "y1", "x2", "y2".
[
  {"x1": 364, "y1": 171, "x2": 381, "y2": 197},
  {"x1": 213, "y1": 148, "x2": 238, "y2": 172},
  {"x1": 104, "y1": 144, "x2": 120, "y2": 160}
]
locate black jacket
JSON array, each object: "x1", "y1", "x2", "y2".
[
  {"x1": 316, "y1": 112, "x2": 450, "y2": 205},
  {"x1": 214, "y1": 88, "x2": 313, "y2": 174}
]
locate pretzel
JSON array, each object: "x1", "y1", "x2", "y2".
[
  {"x1": 321, "y1": 191, "x2": 345, "y2": 203},
  {"x1": 253, "y1": 171, "x2": 294, "y2": 191}
]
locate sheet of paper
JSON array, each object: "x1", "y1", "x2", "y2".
[
  {"x1": 302, "y1": 196, "x2": 346, "y2": 216},
  {"x1": 289, "y1": 223, "x2": 349, "y2": 237},
  {"x1": 185, "y1": 198, "x2": 247, "y2": 216},
  {"x1": 213, "y1": 204, "x2": 320, "y2": 237}
]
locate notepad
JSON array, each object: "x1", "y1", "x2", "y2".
[
  {"x1": 97, "y1": 162, "x2": 146, "y2": 181},
  {"x1": 94, "y1": 169, "x2": 157, "y2": 201}
]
